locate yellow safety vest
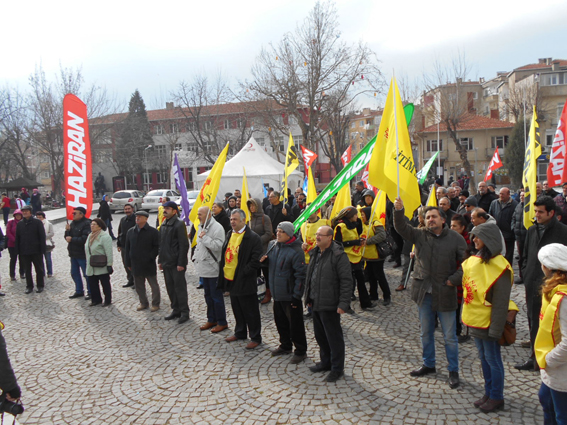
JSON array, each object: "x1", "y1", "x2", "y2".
[
  {"x1": 334, "y1": 222, "x2": 362, "y2": 264},
  {"x1": 300, "y1": 219, "x2": 329, "y2": 264},
  {"x1": 535, "y1": 284, "x2": 567, "y2": 369},
  {"x1": 223, "y1": 232, "x2": 245, "y2": 281},
  {"x1": 461, "y1": 255, "x2": 515, "y2": 329},
  {"x1": 157, "y1": 206, "x2": 165, "y2": 230},
  {"x1": 361, "y1": 221, "x2": 380, "y2": 260}
]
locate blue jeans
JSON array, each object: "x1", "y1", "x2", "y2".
[
  {"x1": 202, "y1": 277, "x2": 227, "y2": 326},
  {"x1": 539, "y1": 382, "x2": 567, "y2": 425},
  {"x1": 418, "y1": 293, "x2": 459, "y2": 372},
  {"x1": 44, "y1": 252, "x2": 53, "y2": 276},
  {"x1": 474, "y1": 338, "x2": 504, "y2": 400},
  {"x1": 70, "y1": 258, "x2": 88, "y2": 294}
]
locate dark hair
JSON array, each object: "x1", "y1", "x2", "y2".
[
  {"x1": 92, "y1": 218, "x2": 107, "y2": 231},
  {"x1": 477, "y1": 245, "x2": 493, "y2": 264},
  {"x1": 461, "y1": 190, "x2": 470, "y2": 198},
  {"x1": 451, "y1": 214, "x2": 467, "y2": 228},
  {"x1": 35, "y1": 211, "x2": 46, "y2": 218},
  {"x1": 163, "y1": 197, "x2": 170, "y2": 202},
  {"x1": 534, "y1": 196, "x2": 557, "y2": 213},
  {"x1": 124, "y1": 203, "x2": 134, "y2": 210},
  {"x1": 424, "y1": 206, "x2": 446, "y2": 221}
]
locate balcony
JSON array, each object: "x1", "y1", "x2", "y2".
[
  {"x1": 423, "y1": 150, "x2": 448, "y2": 160},
  {"x1": 486, "y1": 147, "x2": 505, "y2": 159}
]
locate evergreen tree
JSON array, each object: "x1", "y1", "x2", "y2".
[
  {"x1": 504, "y1": 119, "x2": 526, "y2": 189},
  {"x1": 116, "y1": 90, "x2": 154, "y2": 187}
]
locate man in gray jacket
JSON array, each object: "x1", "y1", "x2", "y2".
[
  {"x1": 304, "y1": 225, "x2": 352, "y2": 382},
  {"x1": 394, "y1": 197, "x2": 467, "y2": 389},
  {"x1": 194, "y1": 206, "x2": 228, "y2": 334},
  {"x1": 158, "y1": 201, "x2": 190, "y2": 324},
  {"x1": 261, "y1": 222, "x2": 307, "y2": 365}
]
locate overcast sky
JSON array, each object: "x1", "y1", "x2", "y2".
[{"x1": 2, "y1": 0, "x2": 566, "y2": 111}]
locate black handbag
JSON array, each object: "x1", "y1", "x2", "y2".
[
  {"x1": 88, "y1": 244, "x2": 107, "y2": 267},
  {"x1": 376, "y1": 233, "x2": 397, "y2": 259}
]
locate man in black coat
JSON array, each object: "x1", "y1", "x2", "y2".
[
  {"x1": 351, "y1": 181, "x2": 365, "y2": 207},
  {"x1": 265, "y1": 190, "x2": 293, "y2": 232},
  {"x1": 97, "y1": 195, "x2": 116, "y2": 240},
  {"x1": 125, "y1": 211, "x2": 161, "y2": 312},
  {"x1": 218, "y1": 209, "x2": 263, "y2": 349},
  {"x1": 117, "y1": 204, "x2": 137, "y2": 288},
  {"x1": 65, "y1": 206, "x2": 91, "y2": 298},
  {"x1": 15, "y1": 205, "x2": 46, "y2": 294},
  {"x1": 515, "y1": 196, "x2": 567, "y2": 371},
  {"x1": 488, "y1": 187, "x2": 518, "y2": 266},
  {"x1": 304, "y1": 225, "x2": 352, "y2": 382},
  {"x1": 262, "y1": 187, "x2": 274, "y2": 213},
  {"x1": 475, "y1": 181, "x2": 498, "y2": 212},
  {"x1": 158, "y1": 201, "x2": 190, "y2": 324}
]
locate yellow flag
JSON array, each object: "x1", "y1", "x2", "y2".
[
  {"x1": 522, "y1": 106, "x2": 542, "y2": 230},
  {"x1": 189, "y1": 142, "x2": 230, "y2": 246},
  {"x1": 281, "y1": 133, "x2": 299, "y2": 205},
  {"x1": 242, "y1": 167, "x2": 250, "y2": 223},
  {"x1": 329, "y1": 183, "x2": 351, "y2": 222},
  {"x1": 426, "y1": 185, "x2": 437, "y2": 207},
  {"x1": 368, "y1": 77, "x2": 420, "y2": 219},
  {"x1": 306, "y1": 166, "x2": 320, "y2": 218},
  {"x1": 371, "y1": 190, "x2": 387, "y2": 227}
]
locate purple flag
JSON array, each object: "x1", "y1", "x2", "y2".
[{"x1": 172, "y1": 154, "x2": 191, "y2": 225}]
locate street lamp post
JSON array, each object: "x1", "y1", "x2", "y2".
[{"x1": 144, "y1": 145, "x2": 152, "y2": 191}]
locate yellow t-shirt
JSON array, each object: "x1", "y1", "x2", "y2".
[
  {"x1": 223, "y1": 231, "x2": 245, "y2": 281},
  {"x1": 300, "y1": 218, "x2": 330, "y2": 264}
]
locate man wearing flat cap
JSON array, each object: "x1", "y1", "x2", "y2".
[
  {"x1": 261, "y1": 222, "x2": 307, "y2": 364},
  {"x1": 65, "y1": 206, "x2": 92, "y2": 299},
  {"x1": 125, "y1": 211, "x2": 161, "y2": 312},
  {"x1": 158, "y1": 201, "x2": 190, "y2": 324}
]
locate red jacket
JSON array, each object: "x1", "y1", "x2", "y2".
[{"x1": 6, "y1": 219, "x2": 20, "y2": 248}]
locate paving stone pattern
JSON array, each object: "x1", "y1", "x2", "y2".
[{"x1": 1, "y1": 215, "x2": 544, "y2": 424}]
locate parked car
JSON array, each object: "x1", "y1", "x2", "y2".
[
  {"x1": 142, "y1": 189, "x2": 181, "y2": 212},
  {"x1": 187, "y1": 190, "x2": 199, "y2": 208},
  {"x1": 108, "y1": 190, "x2": 144, "y2": 212}
]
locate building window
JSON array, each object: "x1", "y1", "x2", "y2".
[
  {"x1": 170, "y1": 123, "x2": 179, "y2": 134},
  {"x1": 541, "y1": 73, "x2": 565, "y2": 86},
  {"x1": 237, "y1": 119, "x2": 245, "y2": 129},
  {"x1": 256, "y1": 137, "x2": 265, "y2": 146},
  {"x1": 289, "y1": 116, "x2": 297, "y2": 125},
  {"x1": 174, "y1": 143, "x2": 183, "y2": 151},
  {"x1": 41, "y1": 171, "x2": 51, "y2": 179},
  {"x1": 351, "y1": 122, "x2": 355, "y2": 129},
  {"x1": 426, "y1": 139, "x2": 443, "y2": 152},
  {"x1": 187, "y1": 142, "x2": 198, "y2": 152},
  {"x1": 155, "y1": 125, "x2": 163, "y2": 135},
  {"x1": 204, "y1": 121, "x2": 212, "y2": 130},
  {"x1": 458, "y1": 138, "x2": 474, "y2": 151},
  {"x1": 143, "y1": 173, "x2": 151, "y2": 184},
  {"x1": 156, "y1": 173, "x2": 168, "y2": 184},
  {"x1": 155, "y1": 145, "x2": 167, "y2": 158},
  {"x1": 224, "y1": 120, "x2": 230, "y2": 130},
  {"x1": 186, "y1": 122, "x2": 196, "y2": 132},
  {"x1": 491, "y1": 136, "x2": 509, "y2": 149}
]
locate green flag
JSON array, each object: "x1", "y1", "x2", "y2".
[{"x1": 416, "y1": 151, "x2": 439, "y2": 185}]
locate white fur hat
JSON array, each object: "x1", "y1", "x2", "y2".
[{"x1": 538, "y1": 243, "x2": 567, "y2": 272}]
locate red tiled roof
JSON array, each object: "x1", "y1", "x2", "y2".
[
  {"x1": 515, "y1": 59, "x2": 567, "y2": 71},
  {"x1": 420, "y1": 114, "x2": 515, "y2": 133},
  {"x1": 91, "y1": 100, "x2": 287, "y2": 125}
]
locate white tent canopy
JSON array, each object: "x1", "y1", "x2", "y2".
[{"x1": 195, "y1": 137, "x2": 304, "y2": 201}]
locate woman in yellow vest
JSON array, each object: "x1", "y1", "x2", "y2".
[
  {"x1": 332, "y1": 206, "x2": 373, "y2": 310},
  {"x1": 360, "y1": 207, "x2": 391, "y2": 305},
  {"x1": 461, "y1": 222, "x2": 513, "y2": 413},
  {"x1": 535, "y1": 243, "x2": 567, "y2": 424}
]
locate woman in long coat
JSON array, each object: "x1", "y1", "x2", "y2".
[{"x1": 85, "y1": 218, "x2": 114, "y2": 306}]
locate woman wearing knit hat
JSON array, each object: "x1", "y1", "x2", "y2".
[
  {"x1": 332, "y1": 206, "x2": 374, "y2": 310},
  {"x1": 535, "y1": 243, "x2": 567, "y2": 424}
]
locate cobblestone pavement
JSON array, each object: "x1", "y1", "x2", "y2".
[{"x1": 1, "y1": 214, "x2": 544, "y2": 424}]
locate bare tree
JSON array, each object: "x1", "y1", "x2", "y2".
[
  {"x1": 242, "y1": 0, "x2": 384, "y2": 161},
  {"x1": 174, "y1": 73, "x2": 255, "y2": 164},
  {"x1": 423, "y1": 54, "x2": 479, "y2": 193},
  {"x1": 317, "y1": 93, "x2": 354, "y2": 172},
  {"x1": 27, "y1": 64, "x2": 119, "y2": 196},
  {"x1": 502, "y1": 81, "x2": 547, "y2": 123}
]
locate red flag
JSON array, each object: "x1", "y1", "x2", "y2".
[
  {"x1": 341, "y1": 145, "x2": 352, "y2": 166},
  {"x1": 547, "y1": 100, "x2": 567, "y2": 186},
  {"x1": 484, "y1": 147, "x2": 503, "y2": 182},
  {"x1": 63, "y1": 94, "x2": 93, "y2": 220},
  {"x1": 300, "y1": 145, "x2": 317, "y2": 170},
  {"x1": 360, "y1": 163, "x2": 377, "y2": 194}
]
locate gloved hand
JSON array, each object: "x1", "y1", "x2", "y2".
[
  {"x1": 107, "y1": 266, "x2": 114, "y2": 275},
  {"x1": 7, "y1": 385, "x2": 21, "y2": 399},
  {"x1": 291, "y1": 297, "x2": 302, "y2": 309}
]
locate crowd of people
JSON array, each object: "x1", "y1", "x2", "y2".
[{"x1": 2, "y1": 178, "x2": 567, "y2": 421}]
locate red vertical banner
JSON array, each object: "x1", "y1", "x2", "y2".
[
  {"x1": 63, "y1": 94, "x2": 93, "y2": 219},
  {"x1": 547, "y1": 100, "x2": 567, "y2": 186}
]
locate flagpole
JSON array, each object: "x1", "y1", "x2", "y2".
[
  {"x1": 361, "y1": 190, "x2": 383, "y2": 257},
  {"x1": 393, "y1": 72, "x2": 400, "y2": 198}
]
